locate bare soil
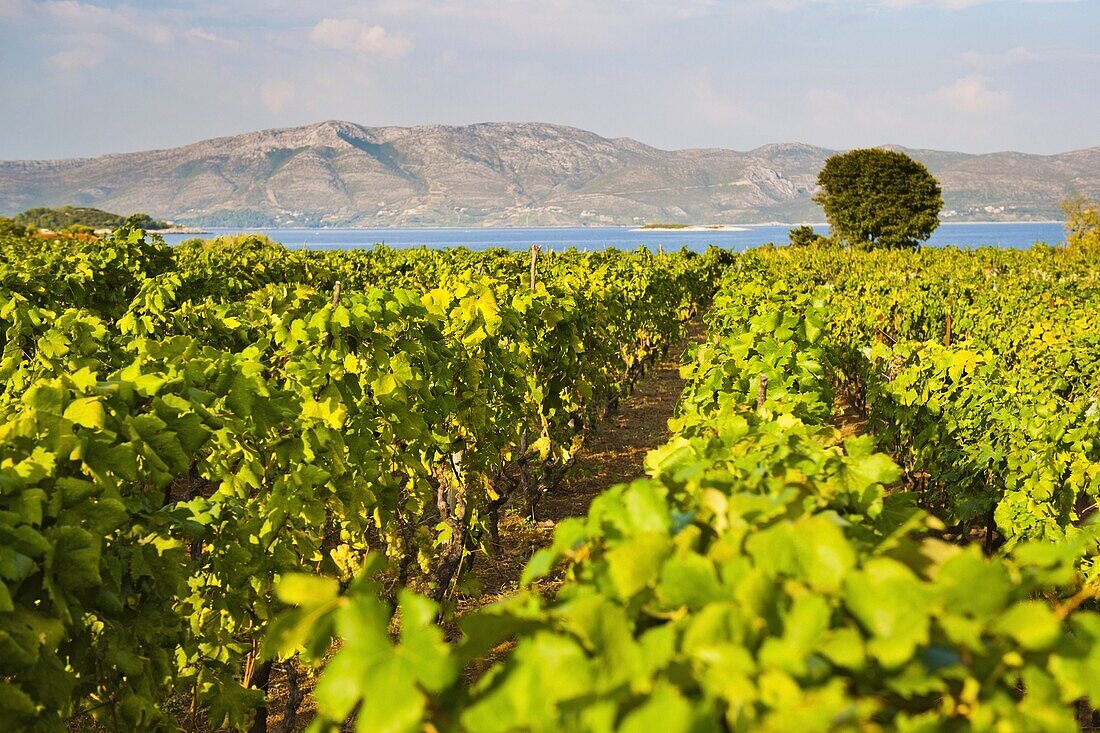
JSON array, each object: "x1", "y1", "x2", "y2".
[{"x1": 831, "y1": 386, "x2": 868, "y2": 440}]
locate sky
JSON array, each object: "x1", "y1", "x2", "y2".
[{"x1": 0, "y1": 0, "x2": 1097, "y2": 159}]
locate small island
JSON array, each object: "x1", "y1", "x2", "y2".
[
  {"x1": 634, "y1": 222, "x2": 749, "y2": 232},
  {"x1": 8, "y1": 205, "x2": 172, "y2": 233}
]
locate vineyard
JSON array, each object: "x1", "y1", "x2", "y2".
[{"x1": 3, "y1": 229, "x2": 1100, "y2": 731}]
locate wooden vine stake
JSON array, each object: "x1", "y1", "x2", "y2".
[
  {"x1": 279, "y1": 659, "x2": 304, "y2": 733},
  {"x1": 757, "y1": 373, "x2": 768, "y2": 409},
  {"x1": 530, "y1": 245, "x2": 539, "y2": 290},
  {"x1": 945, "y1": 311, "x2": 953, "y2": 347}
]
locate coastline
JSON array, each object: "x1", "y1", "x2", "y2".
[
  {"x1": 935, "y1": 220, "x2": 1063, "y2": 226},
  {"x1": 170, "y1": 221, "x2": 1062, "y2": 232},
  {"x1": 632, "y1": 225, "x2": 750, "y2": 233}
]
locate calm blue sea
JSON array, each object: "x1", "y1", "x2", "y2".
[{"x1": 160, "y1": 222, "x2": 1065, "y2": 252}]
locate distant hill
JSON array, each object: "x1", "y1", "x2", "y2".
[
  {"x1": 1, "y1": 121, "x2": 1096, "y2": 226},
  {"x1": 11, "y1": 205, "x2": 169, "y2": 231}
]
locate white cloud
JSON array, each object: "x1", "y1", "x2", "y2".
[
  {"x1": 933, "y1": 74, "x2": 1011, "y2": 113},
  {"x1": 1, "y1": 0, "x2": 1095, "y2": 158},
  {"x1": 310, "y1": 18, "x2": 411, "y2": 57},
  {"x1": 37, "y1": 0, "x2": 174, "y2": 43},
  {"x1": 350, "y1": 1, "x2": 636, "y2": 51},
  {"x1": 2, "y1": 0, "x2": 175, "y2": 72},
  {"x1": 260, "y1": 79, "x2": 295, "y2": 112},
  {"x1": 48, "y1": 45, "x2": 104, "y2": 70},
  {"x1": 184, "y1": 27, "x2": 225, "y2": 43}
]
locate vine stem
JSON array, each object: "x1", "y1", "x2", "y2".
[{"x1": 1055, "y1": 578, "x2": 1100, "y2": 620}]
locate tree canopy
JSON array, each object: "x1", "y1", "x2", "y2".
[
  {"x1": 12, "y1": 205, "x2": 168, "y2": 231},
  {"x1": 787, "y1": 225, "x2": 830, "y2": 248},
  {"x1": 813, "y1": 148, "x2": 942, "y2": 250},
  {"x1": 0, "y1": 216, "x2": 31, "y2": 237},
  {"x1": 1062, "y1": 196, "x2": 1100, "y2": 253}
]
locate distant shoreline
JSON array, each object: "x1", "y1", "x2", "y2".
[
  {"x1": 935, "y1": 220, "x2": 1063, "y2": 226},
  {"x1": 632, "y1": 224, "x2": 750, "y2": 232},
  {"x1": 170, "y1": 221, "x2": 1063, "y2": 232},
  {"x1": 153, "y1": 227, "x2": 209, "y2": 234}
]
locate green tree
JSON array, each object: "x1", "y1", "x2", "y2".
[
  {"x1": 787, "y1": 225, "x2": 829, "y2": 248},
  {"x1": 12, "y1": 205, "x2": 168, "y2": 231},
  {"x1": 125, "y1": 213, "x2": 170, "y2": 230},
  {"x1": 0, "y1": 216, "x2": 30, "y2": 237},
  {"x1": 1062, "y1": 195, "x2": 1100, "y2": 252},
  {"x1": 813, "y1": 148, "x2": 942, "y2": 250}
]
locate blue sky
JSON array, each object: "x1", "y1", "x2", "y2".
[{"x1": 0, "y1": 0, "x2": 1096, "y2": 159}]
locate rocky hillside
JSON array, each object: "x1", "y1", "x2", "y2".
[{"x1": 1, "y1": 121, "x2": 1096, "y2": 226}]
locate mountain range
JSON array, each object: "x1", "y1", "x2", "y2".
[{"x1": 2, "y1": 121, "x2": 1097, "y2": 227}]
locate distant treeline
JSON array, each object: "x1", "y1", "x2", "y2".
[
  {"x1": 184, "y1": 208, "x2": 284, "y2": 228},
  {"x1": 6, "y1": 205, "x2": 169, "y2": 233}
]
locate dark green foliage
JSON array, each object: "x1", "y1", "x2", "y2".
[
  {"x1": 123, "y1": 213, "x2": 170, "y2": 230},
  {"x1": 0, "y1": 216, "x2": 31, "y2": 237},
  {"x1": 814, "y1": 148, "x2": 942, "y2": 250},
  {"x1": 787, "y1": 224, "x2": 830, "y2": 247},
  {"x1": 179, "y1": 209, "x2": 284, "y2": 228},
  {"x1": 12, "y1": 205, "x2": 169, "y2": 231}
]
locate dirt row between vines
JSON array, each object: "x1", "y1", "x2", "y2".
[
  {"x1": 458, "y1": 317, "x2": 707, "y2": 610},
  {"x1": 258, "y1": 319, "x2": 707, "y2": 732}
]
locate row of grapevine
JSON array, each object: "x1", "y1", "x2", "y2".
[
  {"x1": 269, "y1": 260, "x2": 1100, "y2": 731},
  {"x1": 726, "y1": 246, "x2": 1100, "y2": 546},
  {"x1": 0, "y1": 229, "x2": 724, "y2": 729}
]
